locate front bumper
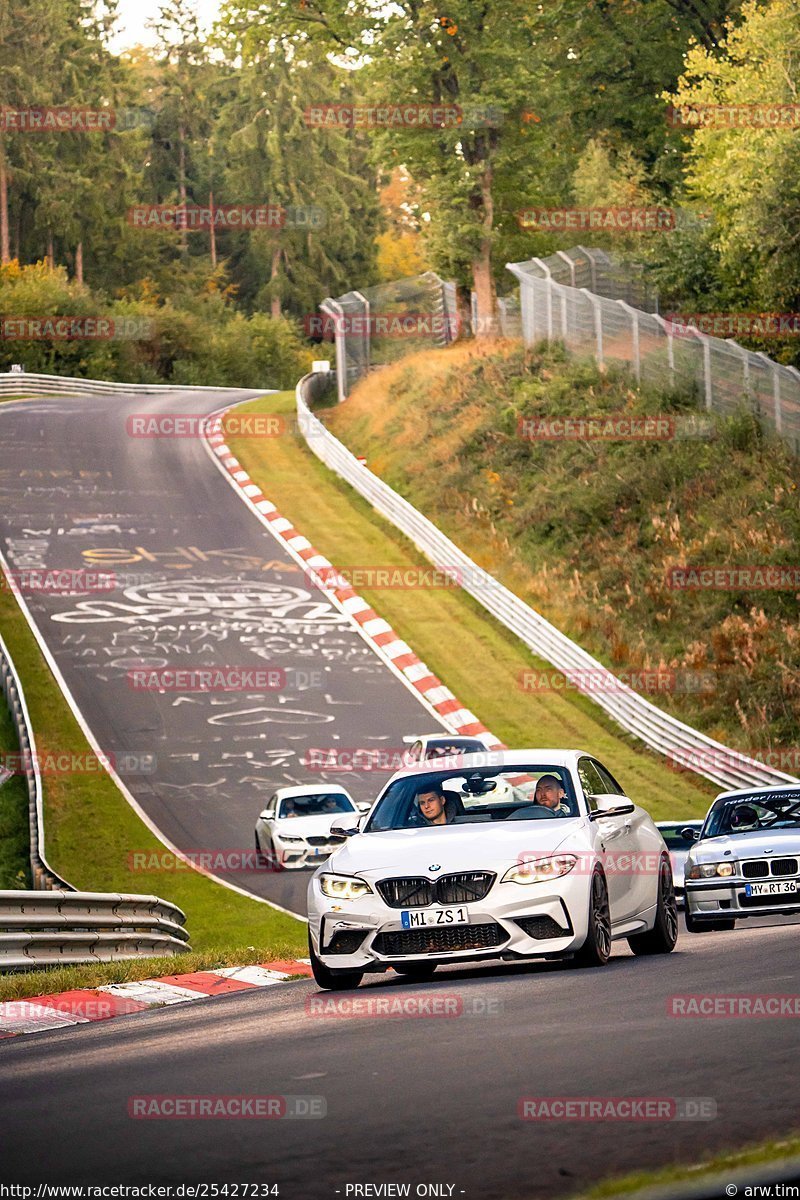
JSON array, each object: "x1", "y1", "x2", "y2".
[
  {"x1": 685, "y1": 878, "x2": 800, "y2": 921},
  {"x1": 275, "y1": 842, "x2": 337, "y2": 870},
  {"x1": 308, "y1": 875, "x2": 591, "y2": 970}
]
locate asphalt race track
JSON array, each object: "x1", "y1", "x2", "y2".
[
  {"x1": 2, "y1": 920, "x2": 799, "y2": 1195},
  {"x1": 2, "y1": 390, "x2": 799, "y2": 1199},
  {"x1": 0, "y1": 389, "x2": 448, "y2": 914}
]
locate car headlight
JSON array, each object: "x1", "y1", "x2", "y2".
[
  {"x1": 686, "y1": 861, "x2": 735, "y2": 879},
  {"x1": 501, "y1": 854, "x2": 578, "y2": 884},
  {"x1": 275, "y1": 834, "x2": 303, "y2": 844},
  {"x1": 319, "y1": 874, "x2": 373, "y2": 900}
]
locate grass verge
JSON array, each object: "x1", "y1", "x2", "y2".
[
  {"x1": 0, "y1": 683, "x2": 31, "y2": 890},
  {"x1": 325, "y1": 341, "x2": 800, "y2": 756},
  {"x1": 0, "y1": 946, "x2": 307, "y2": 1003},
  {"x1": 226, "y1": 393, "x2": 714, "y2": 819},
  {"x1": 575, "y1": 1132, "x2": 800, "y2": 1198}
]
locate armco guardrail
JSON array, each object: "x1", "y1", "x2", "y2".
[
  {"x1": 0, "y1": 370, "x2": 236, "y2": 396},
  {"x1": 0, "y1": 632, "x2": 70, "y2": 891},
  {"x1": 296, "y1": 372, "x2": 798, "y2": 792},
  {"x1": 0, "y1": 891, "x2": 190, "y2": 970},
  {"x1": 0, "y1": 636, "x2": 190, "y2": 968}
]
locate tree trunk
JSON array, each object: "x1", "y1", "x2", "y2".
[
  {"x1": 75, "y1": 240, "x2": 84, "y2": 284},
  {"x1": 270, "y1": 244, "x2": 282, "y2": 318},
  {"x1": 46, "y1": 229, "x2": 54, "y2": 269},
  {"x1": 178, "y1": 124, "x2": 188, "y2": 255},
  {"x1": 209, "y1": 190, "x2": 216, "y2": 268},
  {"x1": 471, "y1": 165, "x2": 496, "y2": 337},
  {"x1": 0, "y1": 139, "x2": 9, "y2": 265}
]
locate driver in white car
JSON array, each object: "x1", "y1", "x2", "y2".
[
  {"x1": 414, "y1": 784, "x2": 458, "y2": 826},
  {"x1": 534, "y1": 774, "x2": 571, "y2": 816}
]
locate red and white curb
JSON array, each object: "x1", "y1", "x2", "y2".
[
  {"x1": 203, "y1": 411, "x2": 502, "y2": 746},
  {"x1": 0, "y1": 958, "x2": 313, "y2": 1038}
]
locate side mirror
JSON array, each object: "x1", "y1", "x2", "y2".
[
  {"x1": 355, "y1": 801, "x2": 372, "y2": 814},
  {"x1": 259, "y1": 809, "x2": 275, "y2": 821},
  {"x1": 589, "y1": 795, "x2": 635, "y2": 819},
  {"x1": 329, "y1": 819, "x2": 362, "y2": 842},
  {"x1": 680, "y1": 826, "x2": 701, "y2": 841}
]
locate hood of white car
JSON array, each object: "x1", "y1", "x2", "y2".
[
  {"x1": 274, "y1": 814, "x2": 354, "y2": 838},
  {"x1": 326, "y1": 819, "x2": 586, "y2": 878},
  {"x1": 690, "y1": 828, "x2": 800, "y2": 862}
]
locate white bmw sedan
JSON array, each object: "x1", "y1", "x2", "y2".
[
  {"x1": 306, "y1": 750, "x2": 677, "y2": 989},
  {"x1": 684, "y1": 784, "x2": 800, "y2": 932},
  {"x1": 255, "y1": 785, "x2": 363, "y2": 871}
]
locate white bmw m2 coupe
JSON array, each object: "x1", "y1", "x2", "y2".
[{"x1": 307, "y1": 750, "x2": 677, "y2": 989}]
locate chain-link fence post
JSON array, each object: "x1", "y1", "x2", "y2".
[
  {"x1": 702, "y1": 335, "x2": 712, "y2": 410},
  {"x1": 618, "y1": 301, "x2": 641, "y2": 383},
  {"x1": 556, "y1": 250, "x2": 577, "y2": 286},
  {"x1": 581, "y1": 289, "x2": 603, "y2": 368},
  {"x1": 320, "y1": 297, "x2": 347, "y2": 402},
  {"x1": 353, "y1": 290, "x2": 371, "y2": 372},
  {"x1": 757, "y1": 353, "x2": 782, "y2": 436},
  {"x1": 578, "y1": 245, "x2": 599, "y2": 291}
]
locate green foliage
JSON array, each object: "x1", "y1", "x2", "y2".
[
  {"x1": 0, "y1": 695, "x2": 31, "y2": 890},
  {"x1": 653, "y1": 0, "x2": 800, "y2": 363},
  {"x1": 329, "y1": 343, "x2": 800, "y2": 754},
  {"x1": 0, "y1": 260, "x2": 313, "y2": 386}
]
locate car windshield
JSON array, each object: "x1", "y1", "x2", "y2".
[
  {"x1": 365, "y1": 765, "x2": 579, "y2": 832},
  {"x1": 659, "y1": 824, "x2": 701, "y2": 850},
  {"x1": 278, "y1": 794, "x2": 355, "y2": 818},
  {"x1": 703, "y1": 791, "x2": 800, "y2": 838},
  {"x1": 424, "y1": 738, "x2": 486, "y2": 758}
]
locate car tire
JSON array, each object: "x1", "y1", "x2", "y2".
[
  {"x1": 573, "y1": 869, "x2": 611, "y2": 968},
  {"x1": 627, "y1": 858, "x2": 679, "y2": 955},
  {"x1": 268, "y1": 839, "x2": 283, "y2": 873},
  {"x1": 393, "y1": 963, "x2": 437, "y2": 981},
  {"x1": 254, "y1": 831, "x2": 268, "y2": 870},
  {"x1": 308, "y1": 933, "x2": 364, "y2": 991},
  {"x1": 685, "y1": 910, "x2": 735, "y2": 933}
]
